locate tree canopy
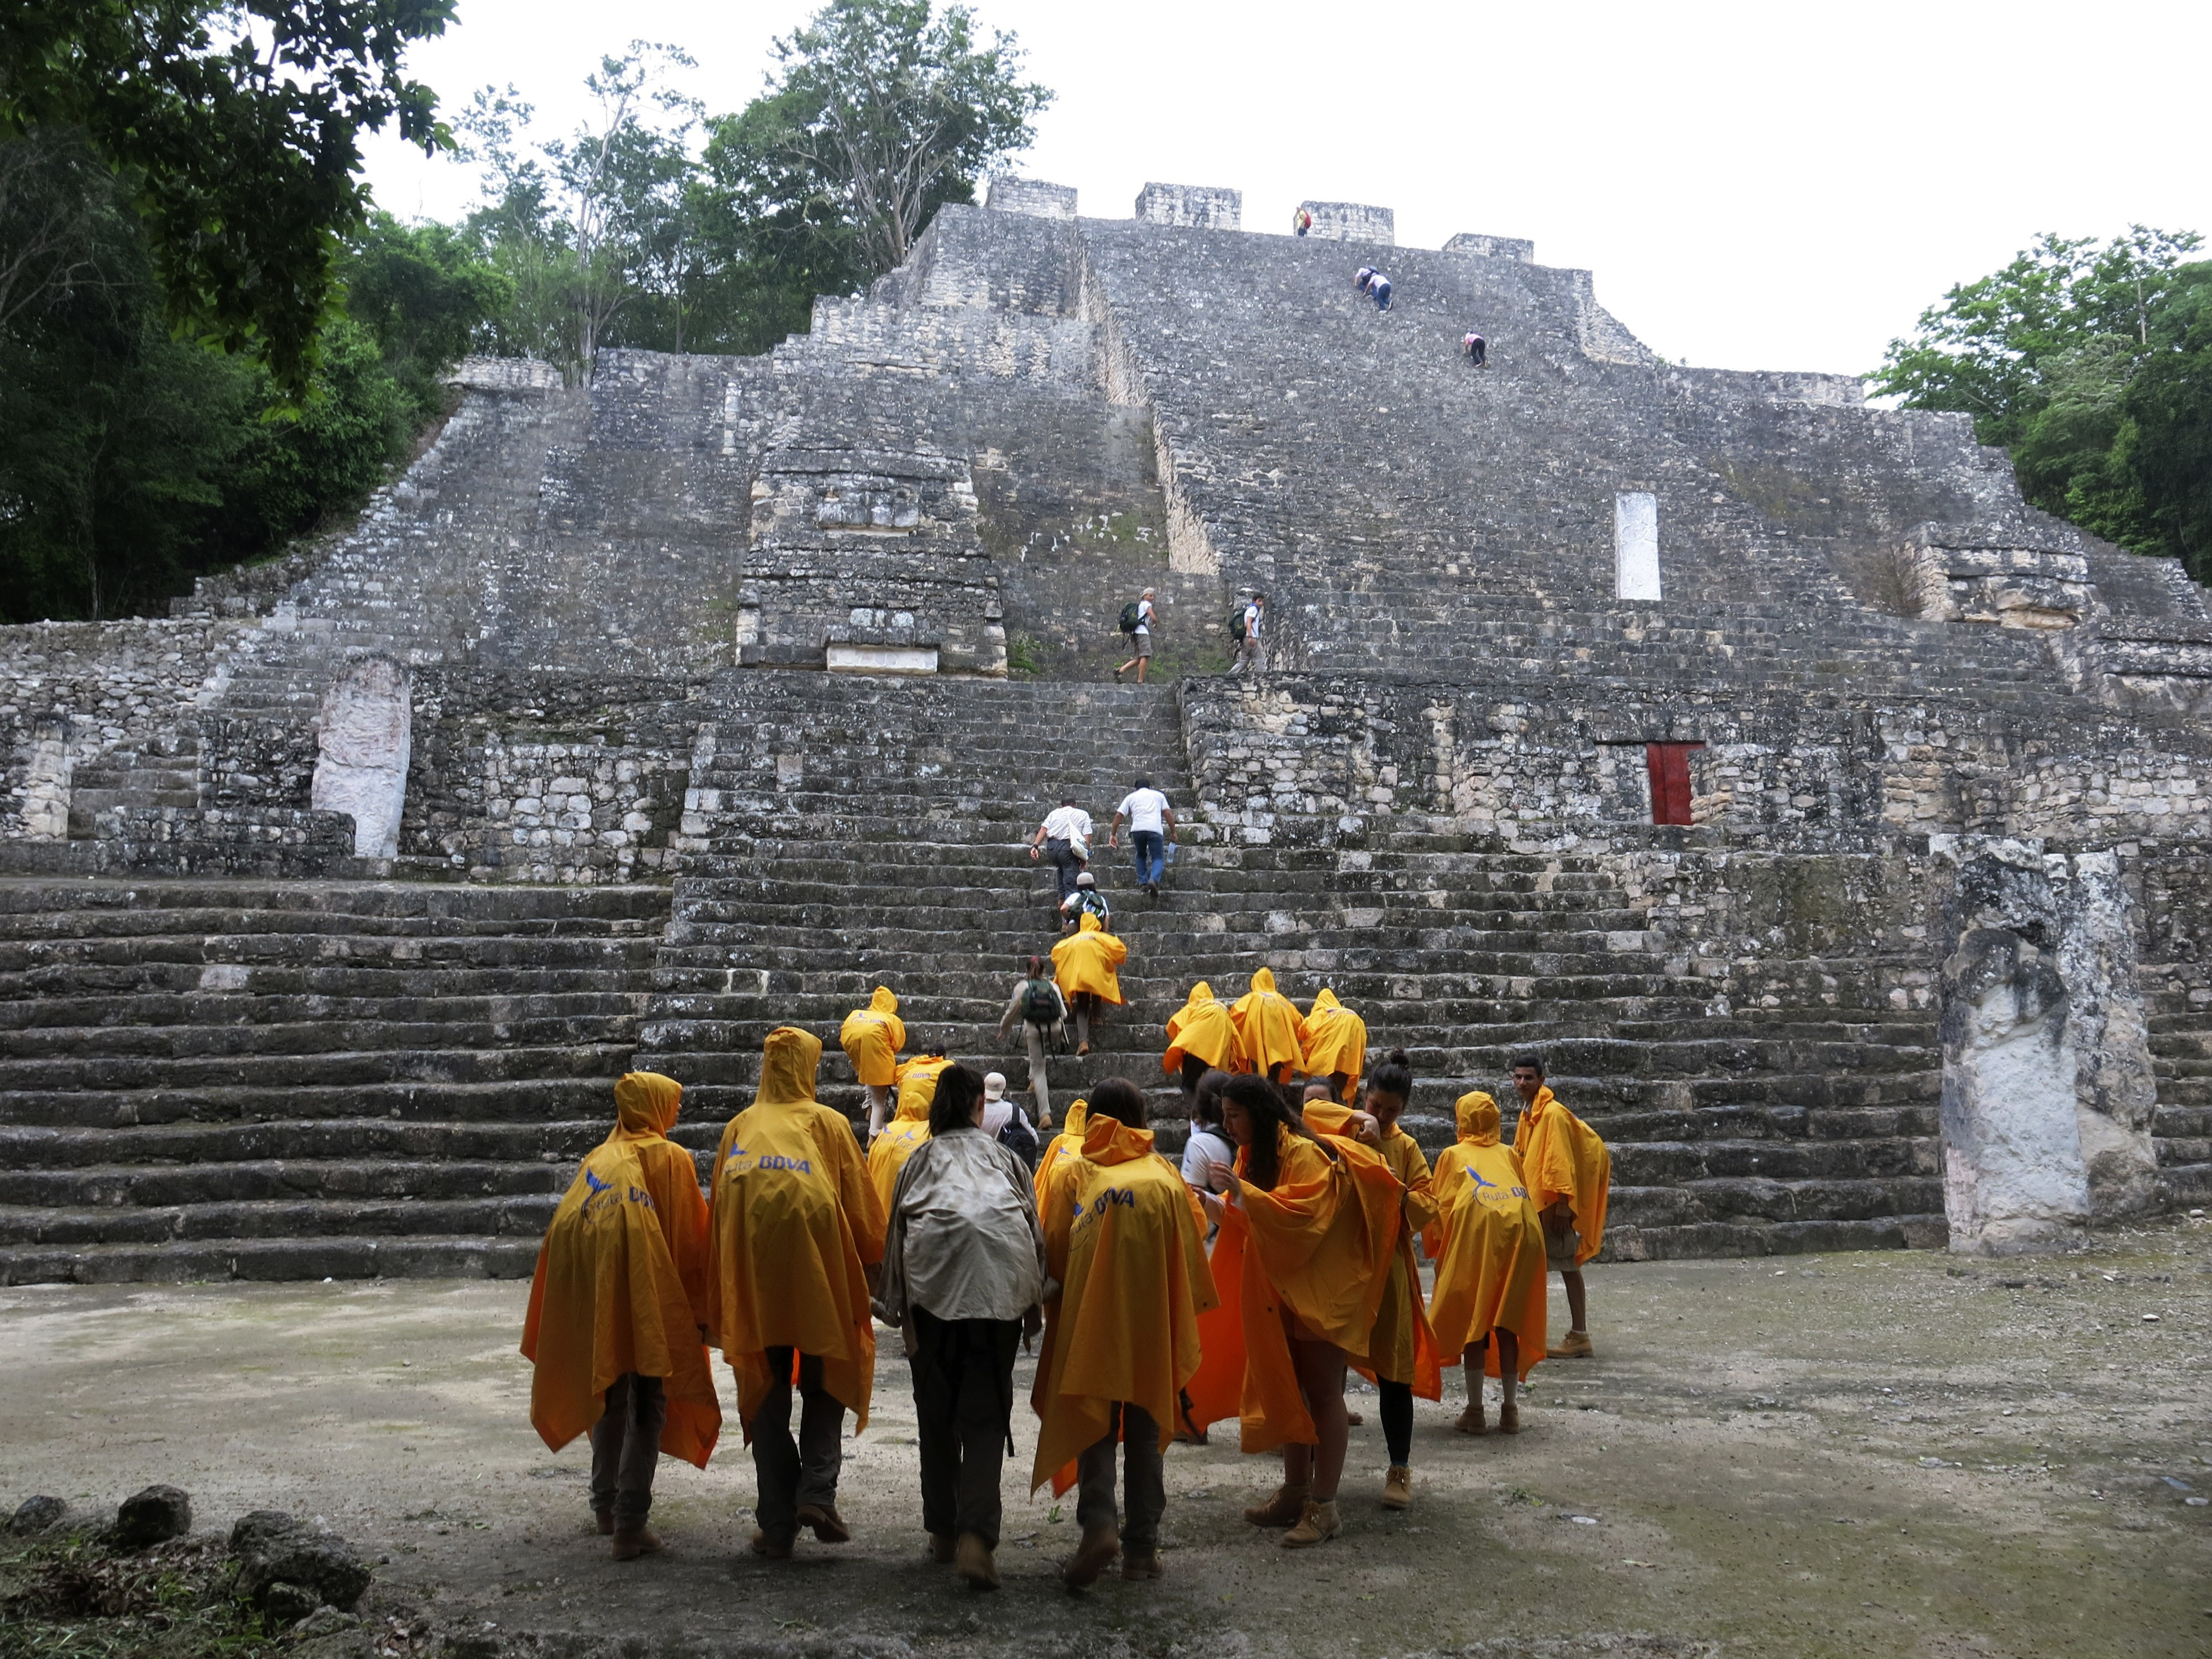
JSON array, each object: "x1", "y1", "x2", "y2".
[
  {"x1": 1, "y1": 1, "x2": 458, "y2": 397},
  {"x1": 1875, "y1": 229, "x2": 2212, "y2": 580}
]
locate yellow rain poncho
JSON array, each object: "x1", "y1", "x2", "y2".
[
  {"x1": 1230, "y1": 968, "x2": 1306, "y2": 1078},
  {"x1": 1425, "y1": 1093, "x2": 1547, "y2": 1379},
  {"x1": 838, "y1": 987, "x2": 906, "y2": 1088},
  {"x1": 867, "y1": 1053, "x2": 948, "y2": 1216},
  {"x1": 1033, "y1": 1097, "x2": 1089, "y2": 1211},
  {"x1": 521, "y1": 1071, "x2": 719, "y2": 1468},
  {"x1": 1512, "y1": 1084, "x2": 1611, "y2": 1265},
  {"x1": 1031, "y1": 1113, "x2": 1217, "y2": 1495},
  {"x1": 1186, "y1": 1112, "x2": 1406, "y2": 1452},
  {"x1": 1051, "y1": 912, "x2": 1128, "y2": 1004},
  {"x1": 1299, "y1": 988, "x2": 1369, "y2": 1100},
  {"x1": 1162, "y1": 981, "x2": 1237, "y2": 1077},
  {"x1": 707, "y1": 1027, "x2": 885, "y2": 1434},
  {"x1": 1307, "y1": 1101, "x2": 1441, "y2": 1404}
]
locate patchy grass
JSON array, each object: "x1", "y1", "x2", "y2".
[{"x1": 0, "y1": 1535, "x2": 278, "y2": 1659}]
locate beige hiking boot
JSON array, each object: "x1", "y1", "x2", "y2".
[
  {"x1": 1243, "y1": 1483, "x2": 1309, "y2": 1527},
  {"x1": 928, "y1": 1531, "x2": 957, "y2": 1564},
  {"x1": 1062, "y1": 1525, "x2": 1121, "y2": 1588},
  {"x1": 1547, "y1": 1329, "x2": 1594, "y2": 1359},
  {"x1": 1497, "y1": 1400, "x2": 1521, "y2": 1435},
  {"x1": 1121, "y1": 1547, "x2": 1164, "y2": 1580},
  {"x1": 609, "y1": 1526, "x2": 661, "y2": 1561},
  {"x1": 1453, "y1": 1399, "x2": 1488, "y2": 1436},
  {"x1": 1280, "y1": 1499, "x2": 1341, "y2": 1548},
  {"x1": 794, "y1": 1502, "x2": 850, "y2": 1543},
  {"x1": 1381, "y1": 1465, "x2": 1412, "y2": 1510},
  {"x1": 954, "y1": 1532, "x2": 1000, "y2": 1591}
]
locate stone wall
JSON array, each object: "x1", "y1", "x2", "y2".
[{"x1": 1135, "y1": 184, "x2": 1242, "y2": 230}]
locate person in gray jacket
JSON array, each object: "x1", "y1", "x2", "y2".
[{"x1": 873, "y1": 1063, "x2": 1048, "y2": 1594}]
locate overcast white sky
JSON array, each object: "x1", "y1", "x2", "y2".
[{"x1": 360, "y1": 0, "x2": 2212, "y2": 378}]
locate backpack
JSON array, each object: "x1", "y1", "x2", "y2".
[
  {"x1": 997, "y1": 1104, "x2": 1041, "y2": 1170},
  {"x1": 1066, "y1": 889, "x2": 1110, "y2": 922},
  {"x1": 1020, "y1": 978, "x2": 1061, "y2": 1029},
  {"x1": 1227, "y1": 606, "x2": 1249, "y2": 642},
  {"x1": 1118, "y1": 601, "x2": 1142, "y2": 635}
]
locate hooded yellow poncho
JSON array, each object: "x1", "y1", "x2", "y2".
[
  {"x1": 1299, "y1": 988, "x2": 1369, "y2": 1100},
  {"x1": 1230, "y1": 968, "x2": 1306, "y2": 1077},
  {"x1": 1033, "y1": 1097, "x2": 1089, "y2": 1211},
  {"x1": 1030, "y1": 1113, "x2": 1217, "y2": 1495},
  {"x1": 1162, "y1": 980, "x2": 1236, "y2": 1076},
  {"x1": 1307, "y1": 1100, "x2": 1441, "y2": 1402},
  {"x1": 521, "y1": 1072, "x2": 720, "y2": 1468},
  {"x1": 1051, "y1": 912, "x2": 1128, "y2": 1004},
  {"x1": 1512, "y1": 1084, "x2": 1611, "y2": 1265},
  {"x1": 1425, "y1": 1092, "x2": 1547, "y2": 1379},
  {"x1": 708, "y1": 1027, "x2": 885, "y2": 1434},
  {"x1": 867, "y1": 1053, "x2": 949, "y2": 1216},
  {"x1": 838, "y1": 987, "x2": 905, "y2": 1089}
]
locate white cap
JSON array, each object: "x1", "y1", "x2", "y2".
[{"x1": 983, "y1": 1072, "x2": 1007, "y2": 1100}]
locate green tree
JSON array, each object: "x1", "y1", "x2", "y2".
[
  {"x1": 1875, "y1": 228, "x2": 2212, "y2": 579},
  {"x1": 341, "y1": 212, "x2": 513, "y2": 424},
  {"x1": 1, "y1": 1, "x2": 457, "y2": 397}
]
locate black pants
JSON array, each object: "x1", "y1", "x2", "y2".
[
  {"x1": 1179, "y1": 1054, "x2": 1209, "y2": 1097},
  {"x1": 749, "y1": 1348, "x2": 844, "y2": 1539},
  {"x1": 588, "y1": 1373, "x2": 666, "y2": 1530},
  {"x1": 908, "y1": 1307, "x2": 1021, "y2": 1548},
  {"x1": 1077, "y1": 1403, "x2": 1165, "y2": 1552},
  {"x1": 1379, "y1": 1378, "x2": 1413, "y2": 1466}
]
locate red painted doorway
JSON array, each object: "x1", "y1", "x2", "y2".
[{"x1": 1646, "y1": 742, "x2": 1704, "y2": 826}]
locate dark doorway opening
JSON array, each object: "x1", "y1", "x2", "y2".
[{"x1": 1646, "y1": 742, "x2": 1704, "y2": 826}]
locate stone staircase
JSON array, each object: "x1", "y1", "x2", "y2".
[
  {"x1": 0, "y1": 878, "x2": 668, "y2": 1282},
  {"x1": 66, "y1": 732, "x2": 202, "y2": 839},
  {"x1": 633, "y1": 671, "x2": 1944, "y2": 1259}
]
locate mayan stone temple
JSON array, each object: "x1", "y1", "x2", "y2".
[{"x1": 5, "y1": 179, "x2": 2210, "y2": 1281}]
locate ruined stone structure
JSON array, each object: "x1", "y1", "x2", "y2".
[{"x1": 4, "y1": 181, "x2": 2210, "y2": 1281}]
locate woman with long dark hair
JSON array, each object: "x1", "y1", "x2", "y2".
[{"x1": 1191, "y1": 1073, "x2": 1398, "y2": 1550}]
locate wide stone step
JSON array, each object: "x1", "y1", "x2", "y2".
[
  {"x1": 0, "y1": 1076, "x2": 632, "y2": 1130},
  {"x1": 0, "y1": 1043, "x2": 639, "y2": 1094},
  {"x1": 0, "y1": 1194, "x2": 556, "y2": 1248},
  {"x1": 0, "y1": 1117, "x2": 613, "y2": 1169},
  {"x1": 0, "y1": 1232, "x2": 542, "y2": 1286},
  {"x1": 0, "y1": 989, "x2": 650, "y2": 1034},
  {"x1": 0, "y1": 1010, "x2": 645, "y2": 1061},
  {"x1": 7, "y1": 1155, "x2": 571, "y2": 1209}
]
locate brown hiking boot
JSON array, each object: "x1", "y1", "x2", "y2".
[
  {"x1": 1280, "y1": 1499, "x2": 1340, "y2": 1549},
  {"x1": 1345, "y1": 1410, "x2": 1365, "y2": 1426},
  {"x1": 593, "y1": 1510, "x2": 614, "y2": 1536},
  {"x1": 610, "y1": 1526, "x2": 661, "y2": 1561},
  {"x1": 794, "y1": 1502, "x2": 850, "y2": 1543},
  {"x1": 1062, "y1": 1525, "x2": 1121, "y2": 1589},
  {"x1": 1454, "y1": 1400, "x2": 1488, "y2": 1436},
  {"x1": 955, "y1": 1532, "x2": 1000, "y2": 1591},
  {"x1": 749, "y1": 1528, "x2": 792, "y2": 1560},
  {"x1": 1497, "y1": 1400, "x2": 1521, "y2": 1435},
  {"x1": 1382, "y1": 1465, "x2": 1411, "y2": 1510},
  {"x1": 1121, "y1": 1548, "x2": 1164, "y2": 1580},
  {"x1": 1547, "y1": 1330, "x2": 1594, "y2": 1359},
  {"x1": 1243, "y1": 1483, "x2": 1308, "y2": 1527},
  {"x1": 929, "y1": 1531, "x2": 957, "y2": 1564}
]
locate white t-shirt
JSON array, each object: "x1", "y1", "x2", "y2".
[
  {"x1": 1243, "y1": 603, "x2": 1262, "y2": 641},
  {"x1": 1182, "y1": 1126, "x2": 1235, "y2": 1193},
  {"x1": 1118, "y1": 787, "x2": 1169, "y2": 834},
  {"x1": 1135, "y1": 598, "x2": 1155, "y2": 633},
  {"x1": 1042, "y1": 805, "x2": 1093, "y2": 852}
]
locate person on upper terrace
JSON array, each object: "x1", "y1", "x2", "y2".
[
  {"x1": 1060, "y1": 870, "x2": 1112, "y2": 933},
  {"x1": 1235, "y1": 593, "x2": 1266, "y2": 672},
  {"x1": 1115, "y1": 589, "x2": 1157, "y2": 684},
  {"x1": 1292, "y1": 207, "x2": 1313, "y2": 237},
  {"x1": 1462, "y1": 331, "x2": 1487, "y2": 367}
]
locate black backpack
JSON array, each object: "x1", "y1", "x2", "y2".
[
  {"x1": 1020, "y1": 978, "x2": 1061, "y2": 1028},
  {"x1": 997, "y1": 1103, "x2": 1041, "y2": 1170},
  {"x1": 1227, "y1": 606, "x2": 1248, "y2": 642},
  {"x1": 1118, "y1": 601, "x2": 1142, "y2": 635}
]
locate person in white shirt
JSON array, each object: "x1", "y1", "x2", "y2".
[
  {"x1": 1114, "y1": 589, "x2": 1157, "y2": 684},
  {"x1": 1027, "y1": 796, "x2": 1092, "y2": 905},
  {"x1": 1237, "y1": 593, "x2": 1265, "y2": 672},
  {"x1": 1109, "y1": 776, "x2": 1177, "y2": 899},
  {"x1": 1180, "y1": 1071, "x2": 1235, "y2": 1198}
]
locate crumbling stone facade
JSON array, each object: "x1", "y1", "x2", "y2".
[{"x1": 2, "y1": 179, "x2": 2208, "y2": 1281}]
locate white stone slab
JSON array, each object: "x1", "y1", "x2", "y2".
[
  {"x1": 1615, "y1": 492, "x2": 1661, "y2": 601},
  {"x1": 826, "y1": 644, "x2": 940, "y2": 675}
]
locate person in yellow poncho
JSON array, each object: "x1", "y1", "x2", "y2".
[
  {"x1": 1342, "y1": 1049, "x2": 1441, "y2": 1509},
  {"x1": 1426, "y1": 1090, "x2": 1547, "y2": 1435},
  {"x1": 838, "y1": 986, "x2": 906, "y2": 1141},
  {"x1": 708, "y1": 1026, "x2": 885, "y2": 1559},
  {"x1": 1186, "y1": 1074, "x2": 1401, "y2": 1550},
  {"x1": 868, "y1": 1048, "x2": 950, "y2": 1218},
  {"x1": 1162, "y1": 980, "x2": 1236, "y2": 1100},
  {"x1": 1230, "y1": 968, "x2": 1306, "y2": 1082},
  {"x1": 1031, "y1": 1078, "x2": 1218, "y2": 1588},
  {"x1": 1050, "y1": 911, "x2": 1127, "y2": 1056},
  {"x1": 1300, "y1": 988, "x2": 1369, "y2": 1102},
  {"x1": 521, "y1": 1071, "x2": 719, "y2": 1560},
  {"x1": 1510, "y1": 1053, "x2": 1611, "y2": 1358}
]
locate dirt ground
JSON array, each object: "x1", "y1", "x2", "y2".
[{"x1": 5, "y1": 1222, "x2": 2208, "y2": 1659}]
